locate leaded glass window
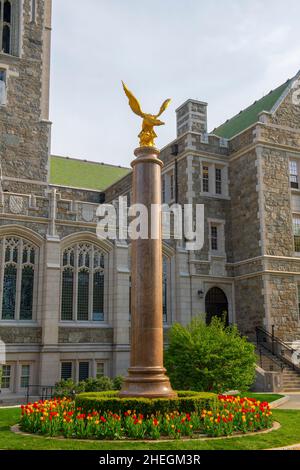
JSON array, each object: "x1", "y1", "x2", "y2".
[
  {"x1": 61, "y1": 243, "x2": 106, "y2": 322},
  {"x1": 0, "y1": 237, "x2": 37, "y2": 321}
]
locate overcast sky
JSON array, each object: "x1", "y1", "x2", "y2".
[{"x1": 50, "y1": 0, "x2": 300, "y2": 167}]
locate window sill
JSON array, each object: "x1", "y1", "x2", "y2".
[
  {"x1": 209, "y1": 251, "x2": 226, "y2": 258},
  {"x1": 58, "y1": 322, "x2": 111, "y2": 328},
  {"x1": 0, "y1": 321, "x2": 38, "y2": 326},
  {"x1": 200, "y1": 192, "x2": 230, "y2": 200},
  {"x1": 0, "y1": 52, "x2": 21, "y2": 62}
]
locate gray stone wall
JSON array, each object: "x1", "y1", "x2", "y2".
[
  {"x1": 58, "y1": 327, "x2": 113, "y2": 344},
  {"x1": 229, "y1": 128, "x2": 255, "y2": 153},
  {"x1": 234, "y1": 276, "x2": 265, "y2": 339},
  {"x1": 104, "y1": 173, "x2": 132, "y2": 203},
  {"x1": 0, "y1": 327, "x2": 42, "y2": 344},
  {"x1": 272, "y1": 89, "x2": 300, "y2": 129},
  {"x1": 0, "y1": 0, "x2": 50, "y2": 183},
  {"x1": 261, "y1": 147, "x2": 294, "y2": 256},
  {"x1": 268, "y1": 275, "x2": 300, "y2": 340},
  {"x1": 229, "y1": 149, "x2": 260, "y2": 262}
]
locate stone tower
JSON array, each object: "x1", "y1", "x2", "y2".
[{"x1": 0, "y1": 0, "x2": 52, "y2": 189}]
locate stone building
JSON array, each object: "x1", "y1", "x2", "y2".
[{"x1": 1, "y1": 1, "x2": 300, "y2": 400}]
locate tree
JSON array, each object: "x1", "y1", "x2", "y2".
[{"x1": 164, "y1": 317, "x2": 256, "y2": 393}]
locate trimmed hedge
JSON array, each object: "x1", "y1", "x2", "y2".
[{"x1": 75, "y1": 391, "x2": 216, "y2": 416}]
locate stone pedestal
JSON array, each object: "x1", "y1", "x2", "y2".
[{"x1": 119, "y1": 146, "x2": 176, "y2": 398}]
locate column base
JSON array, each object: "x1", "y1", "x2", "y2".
[{"x1": 119, "y1": 367, "x2": 177, "y2": 399}]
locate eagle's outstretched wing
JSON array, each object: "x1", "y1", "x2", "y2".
[
  {"x1": 156, "y1": 99, "x2": 171, "y2": 118},
  {"x1": 122, "y1": 81, "x2": 144, "y2": 118}
]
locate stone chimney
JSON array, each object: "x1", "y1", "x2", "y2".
[{"x1": 176, "y1": 99, "x2": 208, "y2": 138}]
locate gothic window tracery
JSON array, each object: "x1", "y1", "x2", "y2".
[
  {"x1": 0, "y1": 237, "x2": 37, "y2": 320},
  {"x1": 61, "y1": 243, "x2": 105, "y2": 322}
]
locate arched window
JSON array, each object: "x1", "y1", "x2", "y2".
[
  {"x1": 61, "y1": 243, "x2": 106, "y2": 322},
  {"x1": 0, "y1": 1, "x2": 21, "y2": 56},
  {"x1": 0, "y1": 237, "x2": 37, "y2": 320}
]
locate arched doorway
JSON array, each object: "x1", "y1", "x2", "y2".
[{"x1": 205, "y1": 287, "x2": 229, "y2": 325}]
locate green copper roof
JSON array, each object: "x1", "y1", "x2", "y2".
[
  {"x1": 50, "y1": 155, "x2": 130, "y2": 191},
  {"x1": 212, "y1": 79, "x2": 291, "y2": 139}
]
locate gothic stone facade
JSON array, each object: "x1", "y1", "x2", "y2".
[{"x1": 1, "y1": 1, "x2": 300, "y2": 398}]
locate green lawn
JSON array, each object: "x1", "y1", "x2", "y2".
[
  {"x1": 0, "y1": 407, "x2": 299, "y2": 450},
  {"x1": 240, "y1": 393, "x2": 284, "y2": 403}
]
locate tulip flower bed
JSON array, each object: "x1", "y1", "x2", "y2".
[{"x1": 19, "y1": 395, "x2": 273, "y2": 440}]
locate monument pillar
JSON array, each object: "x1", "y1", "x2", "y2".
[{"x1": 119, "y1": 146, "x2": 176, "y2": 398}]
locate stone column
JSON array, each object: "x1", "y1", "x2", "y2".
[
  {"x1": 39, "y1": 236, "x2": 61, "y2": 387},
  {"x1": 120, "y1": 146, "x2": 176, "y2": 398}
]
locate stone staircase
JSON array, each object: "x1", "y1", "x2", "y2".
[
  {"x1": 256, "y1": 347, "x2": 300, "y2": 392},
  {"x1": 282, "y1": 368, "x2": 300, "y2": 392}
]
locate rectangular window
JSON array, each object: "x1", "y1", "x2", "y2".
[
  {"x1": 20, "y1": 365, "x2": 30, "y2": 389},
  {"x1": 162, "y1": 176, "x2": 166, "y2": 203},
  {"x1": 31, "y1": 0, "x2": 37, "y2": 23},
  {"x1": 211, "y1": 225, "x2": 218, "y2": 251},
  {"x1": 0, "y1": 70, "x2": 7, "y2": 105},
  {"x1": 203, "y1": 166, "x2": 209, "y2": 193},
  {"x1": 96, "y1": 362, "x2": 104, "y2": 379},
  {"x1": 293, "y1": 217, "x2": 300, "y2": 252},
  {"x1": 1, "y1": 365, "x2": 11, "y2": 389},
  {"x1": 79, "y1": 362, "x2": 89, "y2": 382},
  {"x1": 215, "y1": 168, "x2": 222, "y2": 195},
  {"x1": 290, "y1": 161, "x2": 299, "y2": 189},
  {"x1": 163, "y1": 257, "x2": 168, "y2": 324},
  {"x1": 170, "y1": 173, "x2": 174, "y2": 200},
  {"x1": 61, "y1": 362, "x2": 73, "y2": 381}
]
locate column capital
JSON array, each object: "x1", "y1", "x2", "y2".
[{"x1": 132, "y1": 146, "x2": 163, "y2": 169}]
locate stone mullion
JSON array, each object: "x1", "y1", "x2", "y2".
[
  {"x1": 103, "y1": 254, "x2": 108, "y2": 322},
  {"x1": 31, "y1": 247, "x2": 38, "y2": 321},
  {"x1": 88, "y1": 246, "x2": 94, "y2": 322},
  {"x1": 73, "y1": 245, "x2": 78, "y2": 322},
  {"x1": 15, "y1": 238, "x2": 23, "y2": 320}
]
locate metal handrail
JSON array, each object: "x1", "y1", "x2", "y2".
[
  {"x1": 26, "y1": 385, "x2": 55, "y2": 403},
  {"x1": 256, "y1": 326, "x2": 300, "y2": 373},
  {"x1": 257, "y1": 348, "x2": 285, "y2": 372},
  {"x1": 257, "y1": 326, "x2": 295, "y2": 351}
]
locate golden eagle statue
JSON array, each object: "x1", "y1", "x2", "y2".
[{"x1": 122, "y1": 81, "x2": 171, "y2": 148}]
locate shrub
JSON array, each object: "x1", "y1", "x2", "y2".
[
  {"x1": 54, "y1": 379, "x2": 85, "y2": 398},
  {"x1": 54, "y1": 376, "x2": 124, "y2": 398},
  {"x1": 75, "y1": 390, "x2": 216, "y2": 416},
  {"x1": 164, "y1": 317, "x2": 256, "y2": 393},
  {"x1": 20, "y1": 395, "x2": 273, "y2": 440}
]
